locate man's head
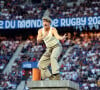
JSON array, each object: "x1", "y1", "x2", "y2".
[{"x1": 42, "y1": 16, "x2": 51, "y2": 29}]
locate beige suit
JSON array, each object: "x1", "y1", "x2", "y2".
[{"x1": 38, "y1": 27, "x2": 62, "y2": 79}]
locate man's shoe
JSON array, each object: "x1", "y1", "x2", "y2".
[
  {"x1": 53, "y1": 74, "x2": 60, "y2": 80},
  {"x1": 49, "y1": 75, "x2": 54, "y2": 80}
]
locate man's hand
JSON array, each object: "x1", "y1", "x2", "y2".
[
  {"x1": 62, "y1": 34, "x2": 67, "y2": 40},
  {"x1": 37, "y1": 29, "x2": 49, "y2": 43},
  {"x1": 52, "y1": 28, "x2": 67, "y2": 40}
]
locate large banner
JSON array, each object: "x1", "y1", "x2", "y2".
[{"x1": 0, "y1": 16, "x2": 100, "y2": 29}]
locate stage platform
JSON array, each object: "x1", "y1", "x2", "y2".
[{"x1": 27, "y1": 80, "x2": 79, "y2": 90}]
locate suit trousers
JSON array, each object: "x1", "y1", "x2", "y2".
[{"x1": 38, "y1": 44, "x2": 62, "y2": 79}]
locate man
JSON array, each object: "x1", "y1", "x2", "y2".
[{"x1": 37, "y1": 16, "x2": 66, "y2": 80}]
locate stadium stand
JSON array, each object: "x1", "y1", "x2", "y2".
[
  {"x1": 0, "y1": 0, "x2": 45, "y2": 20},
  {"x1": 0, "y1": 0, "x2": 100, "y2": 90},
  {"x1": 0, "y1": 40, "x2": 20, "y2": 73},
  {"x1": 60, "y1": 32, "x2": 100, "y2": 90},
  {"x1": 0, "y1": 0, "x2": 100, "y2": 20},
  {"x1": 0, "y1": 32, "x2": 99, "y2": 90},
  {"x1": 46, "y1": 0, "x2": 100, "y2": 18},
  {"x1": 0, "y1": 40, "x2": 21, "y2": 89}
]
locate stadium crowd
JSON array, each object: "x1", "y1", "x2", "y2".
[
  {"x1": 0, "y1": 68, "x2": 22, "y2": 89},
  {"x1": 0, "y1": 40, "x2": 21, "y2": 89},
  {"x1": 0, "y1": 0, "x2": 45, "y2": 20},
  {"x1": 0, "y1": 0, "x2": 100, "y2": 90},
  {"x1": 60, "y1": 32, "x2": 100, "y2": 90},
  {"x1": 0, "y1": 40, "x2": 20, "y2": 72},
  {"x1": 0, "y1": 0, "x2": 100, "y2": 20},
  {"x1": 0, "y1": 31, "x2": 100, "y2": 89},
  {"x1": 47, "y1": 0, "x2": 100, "y2": 18}
]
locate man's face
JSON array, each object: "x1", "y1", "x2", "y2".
[{"x1": 42, "y1": 19, "x2": 50, "y2": 28}]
